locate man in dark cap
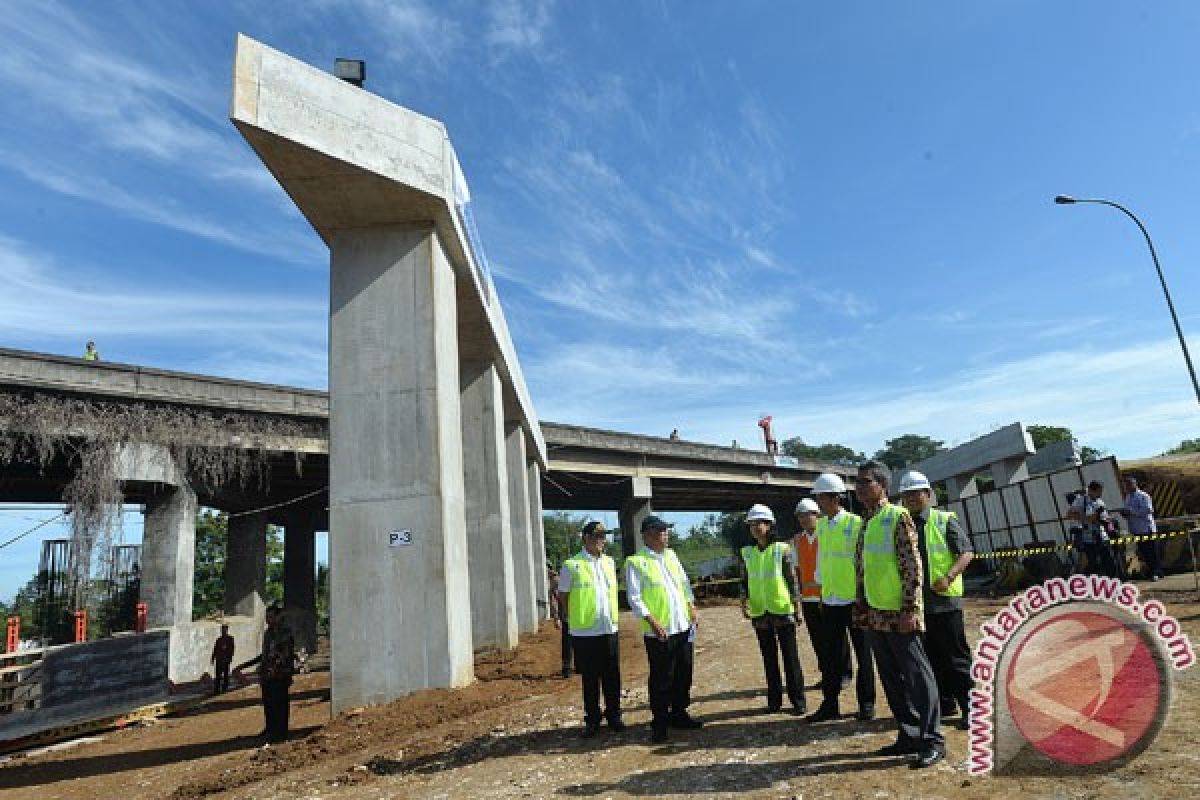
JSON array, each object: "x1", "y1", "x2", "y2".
[
  {"x1": 625, "y1": 515, "x2": 701, "y2": 743},
  {"x1": 558, "y1": 520, "x2": 624, "y2": 736}
]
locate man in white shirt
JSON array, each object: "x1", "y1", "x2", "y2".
[
  {"x1": 1121, "y1": 476, "x2": 1162, "y2": 580},
  {"x1": 558, "y1": 520, "x2": 624, "y2": 737},
  {"x1": 625, "y1": 515, "x2": 701, "y2": 743}
]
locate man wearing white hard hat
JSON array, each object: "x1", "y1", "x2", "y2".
[
  {"x1": 806, "y1": 473, "x2": 876, "y2": 724},
  {"x1": 791, "y1": 498, "x2": 831, "y2": 699},
  {"x1": 898, "y1": 470, "x2": 975, "y2": 730},
  {"x1": 739, "y1": 504, "x2": 807, "y2": 715}
]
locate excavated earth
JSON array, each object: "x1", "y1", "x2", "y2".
[{"x1": 3, "y1": 583, "x2": 1199, "y2": 799}]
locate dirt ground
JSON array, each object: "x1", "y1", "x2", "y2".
[{"x1": 3, "y1": 581, "x2": 1200, "y2": 800}]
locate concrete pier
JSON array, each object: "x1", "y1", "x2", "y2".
[
  {"x1": 527, "y1": 461, "x2": 549, "y2": 621},
  {"x1": 462, "y1": 361, "x2": 519, "y2": 651},
  {"x1": 284, "y1": 520, "x2": 318, "y2": 653},
  {"x1": 141, "y1": 485, "x2": 197, "y2": 630},
  {"x1": 225, "y1": 511, "x2": 267, "y2": 619},
  {"x1": 506, "y1": 423, "x2": 537, "y2": 634}
]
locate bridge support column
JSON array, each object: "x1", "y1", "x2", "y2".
[
  {"x1": 461, "y1": 362, "x2": 518, "y2": 651},
  {"x1": 328, "y1": 226, "x2": 473, "y2": 711},
  {"x1": 284, "y1": 521, "x2": 318, "y2": 654},
  {"x1": 506, "y1": 423, "x2": 537, "y2": 634},
  {"x1": 141, "y1": 484, "x2": 197, "y2": 629},
  {"x1": 527, "y1": 461, "x2": 548, "y2": 622},
  {"x1": 225, "y1": 511, "x2": 267, "y2": 619},
  {"x1": 619, "y1": 498, "x2": 652, "y2": 558}
]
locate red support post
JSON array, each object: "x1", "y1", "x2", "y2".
[
  {"x1": 5, "y1": 616, "x2": 18, "y2": 653},
  {"x1": 135, "y1": 602, "x2": 148, "y2": 633},
  {"x1": 74, "y1": 609, "x2": 87, "y2": 643}
]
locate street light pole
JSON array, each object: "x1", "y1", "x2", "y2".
[{"x1": 1054, "y1": 195, "x2": 1200, "y2": 406}]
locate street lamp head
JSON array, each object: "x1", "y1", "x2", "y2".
[{"x1": 1054, "y1": 195, "x2": 1077, "y2": 205}]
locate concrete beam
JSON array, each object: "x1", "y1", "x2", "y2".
[
  {"x1": 914, "y1": 423, "x2": 1035, "y2": 485},
  {"x1": 461, "y1": 361, "x2": 518, "y2": 651}
]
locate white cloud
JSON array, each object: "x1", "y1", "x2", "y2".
[{"x1": 486, "y1": 0, "x2": 555, "y2": 53}]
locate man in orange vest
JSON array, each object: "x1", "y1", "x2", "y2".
[{"x1": 792, "y1": 498, "x2": 834, "y2": 703}]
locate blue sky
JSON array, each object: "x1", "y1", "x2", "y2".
[{"x1": 2, "y1": 2, "x2": 1199, "y2": 601}]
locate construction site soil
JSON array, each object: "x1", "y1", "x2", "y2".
[{"x1": 3, "y1": 584, "x2": 1199, "y2": 800}]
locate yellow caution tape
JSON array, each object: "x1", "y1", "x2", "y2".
[{"x1": 978, "y1": 528, "x2": 1197, "y2": 560}]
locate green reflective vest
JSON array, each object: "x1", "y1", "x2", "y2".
[
  {"x1": 563, "y1": 551, "x2": 618, "y2": 632},
  {"x1": 816, "y1": 511, "x2": 862, "y2": 604},
  {"x1": 626, "y1": 547, "x2": 692, "y2": 635},
  {"x1": 924, "y1": 509, "x2": 963, "y2": 597},
  {"x1": 862, "y1": 503, "x2": 908, "y2": 611},
  {"x1": 740, "y1": 542, "x2": 794, "y2": 616}
]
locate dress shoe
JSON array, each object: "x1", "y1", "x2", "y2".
[
  {"x1": 856, "y1": 703, "x2": 876, "y2": 721},
  {"x1": 766, "y1": 702, "x2": 782, "y2": 714},
  {"x1": 608, "y1": 717, "x2": 627, "y2": 733},
  {"x1": 874, "y1": 740, "x2": 919, "y2": 757},
  {"x1": 650, "y1": 726, "x2": 669, "y2": 743},
  {"x1": 790, "y1": 703, "x2": 808, "y2": 717},
  {"x1": 806, "y1": 705, "x2": 840, "y2": 723},
  {"x1": 668, "y1": 713, "x2": 703, "y2": 729},
  {"x1": 910, "y1": 746, "x2": 946, "y2": 768},
  {"x1": 581, "y1": 721, "x2": 600, "y2": 738}
]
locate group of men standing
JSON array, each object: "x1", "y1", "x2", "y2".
[{"x1": 554, "y1": 460, "x2": 975, "y2": 769}]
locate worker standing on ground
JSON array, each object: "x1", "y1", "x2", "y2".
[
  {"x1": 82, "y1": 341, "x2": 100, "y2": 361},
  {"x1": 211, "y1": 623, "x2": 235, "y2": 695},
  {"x1": 626, "y1": 515, "x2": 702, "y2": 743},
  {"x1": 557, "y1": 521, "x2": 624, "y2": 737},
  {"x1": 739, "y1": 504, "x2": 807, "y2": 715},
  {"x1": 898, "y1": 470, "x2": 975, "y2": 730},
  {"x1": 854, "y1": 460, "x2": 944, "y2": 768},
  {"x1": 234, "y1": 605, "x2": 296, "y2": 744},
  {"x1": 807, "y1": 473, "x2": 876, "y2": 724},
  {"x1": 1121, "y1": 476, "x2": 1162, "y2": 580},
  {"x1": 792, "y1": 498, "x2": 834, "y2": 705}
]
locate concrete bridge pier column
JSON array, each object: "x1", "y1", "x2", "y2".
[
  {"x1": 461, "y1": 361, "x2": 518, "y2": 651},
  {"x1": 619, "y1": 500, "x2": 652, "y2": 558},
  {"x1": 225, "y1": 511, "x2": 267, "y2": 620},
  {"x1": 527, "y1": 461, "x2": 548, "y2": 621},
  {"x1": 284, "y1": 521, "x2": 318, "y2": 654},
  {"x1": 506, "y1": 423, "x2": 537, "y2": 635},
  {"x1": 141, "y1": 484, "x2": 198, "y2": 630},
  {"x1": 328, "y1": 226, "x2": 474, "y2": 710}
]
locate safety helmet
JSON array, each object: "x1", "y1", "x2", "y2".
[
  {"x1": 746, "y1": 504, "x2": 775, "y2": 524},
  {"x1": 897, "y1": 470, "x2": 932, "y2": 493},
  {"x1": 794, "y1": 497, "x2": 819, "y2": 515},
  {"x1": 811, "y1": 473, "x2": 847, "y2": 495}
]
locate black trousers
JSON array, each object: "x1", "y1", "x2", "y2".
[
  {"x1": 213, "y1": 661, "x2": 231, "y2": 694},
  {"x1": 923, "y1": 610, "x2": 973, "y2": 712},
  {"x1": 869, "y1": 630, "x2": 943, "y2": 749},
  {"x1": 752, "y1": 620, "x2": 805, "y2": 710},
  {"x1": 261, "y1": 678, "x2": 291, "y2": 742},
  {"x1": 1137, "y1": 539, "x2": 1164, "y2": 578},
  {"x1": 644, "y1": 631, "x2": 694, "y2": 728},
  {"x1": 1083, "y1": 542, "x2": 1120, "y2": 578},
  {"x1": 821, "y1": 603, "x2": 876, "y2": 709},
  {"x1": 561, "y1": 622, "x2": 574, "y2": 671},
  {"x1": 572, "y1": 633, "x2": 621, "y2": 724}
]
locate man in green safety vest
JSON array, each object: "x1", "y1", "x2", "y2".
[
  {"x1": 898, "y1": 470, "x2": 975, "y2": 730},
  {"x1": 854, "y1": 460, "x2": 944, "y2": 768},
  {"x1": 807, "y1": 473, "x2": 876, "y2": 724},
  {"x1": 626, "y1": 515, "x2": 701, "y2": 744},
  {"x1": 739, "y1": 504, "x2": 807, "y2": 715},
  {"x1": 557, "y1": 520, "x2": 624, "y2": 737}
]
